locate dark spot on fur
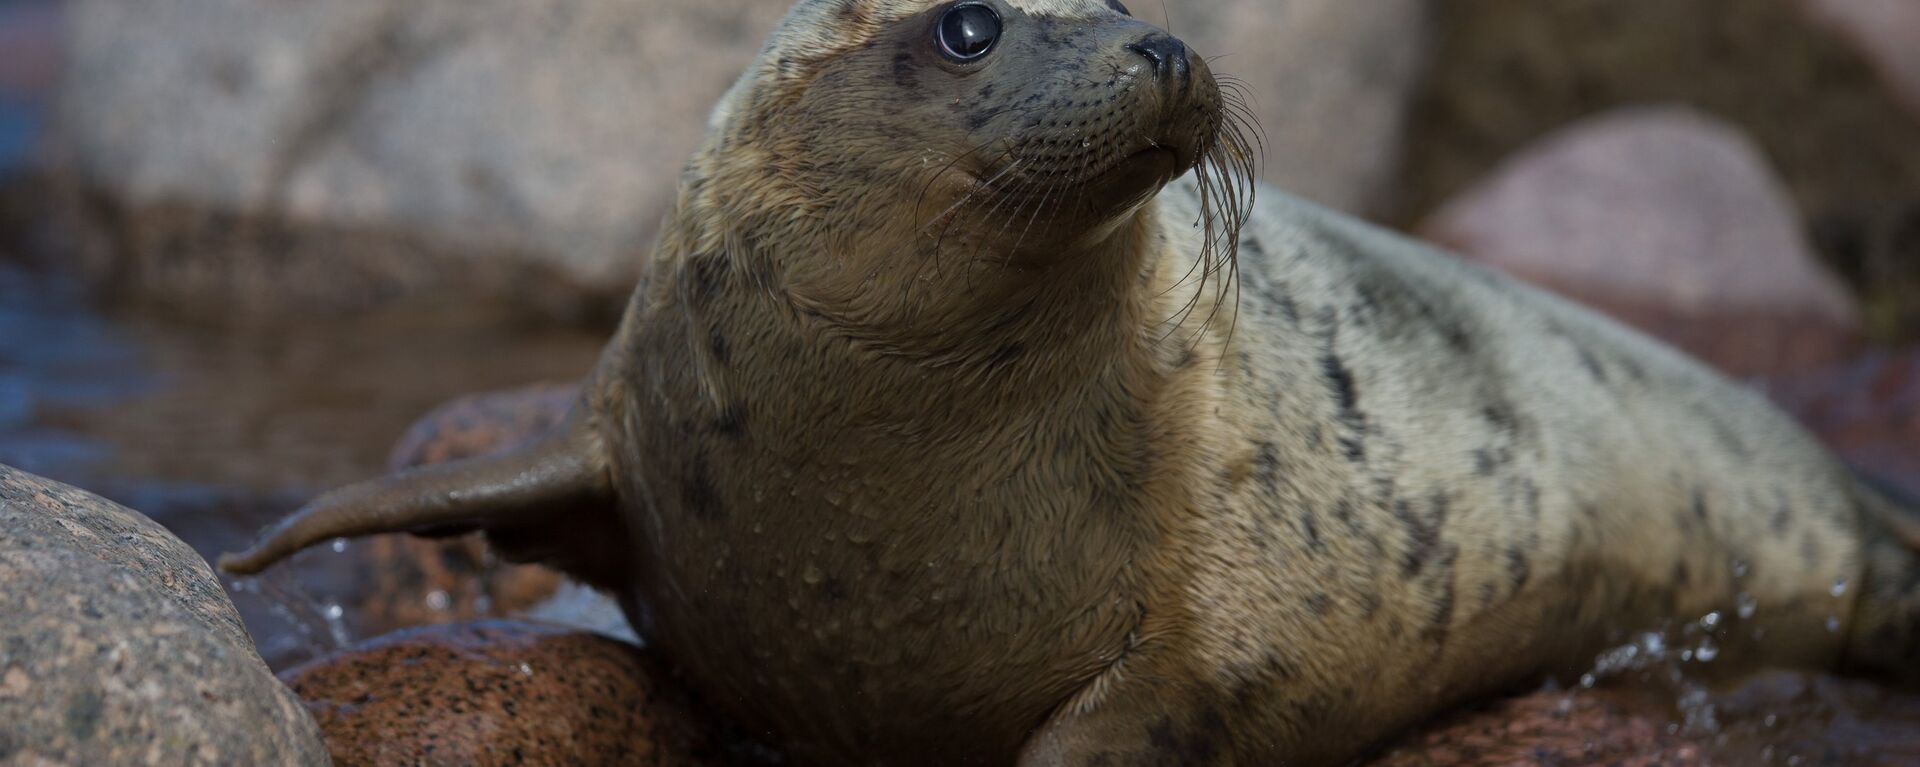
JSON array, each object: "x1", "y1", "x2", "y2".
[
  {"x1": 1693, "y1": 490, "x2": 1710, "y2": 522},
  {"x1": 986, "y1": 342, "x2": 1025, "y2": 370},
  {"x1": 1393, "y1": 495, "x2": 1449, "y2": 577},
  {"x1": 820, "y1": 577, "x2": 848, "y2": 602},
  {"x1": 1306, "y1": 592, "x2": 1332, "y2": 615},
  {"x1": 1301, "y1": 511, "x2": 1323, "y2": 553},
  {"x1": 685, "y1": 252, "x2": 728, "y2": 306},
  {"x1": 682, "y1": 455, "x2": 723, "y2": 520},
  {"x1": 708, "y1": 326, "x2": 730, "y2": 365},
  {"x1": 892, "y1": 52, "x2": 916, "y2": 88},
  {"x1": 1672, "y1": 560, "x2": 1691, "y2": 587},
  {"x1": 1576, "y1": 346, "x2": 1609, "y2": 383},
  {"x1": 1322, "y1": 352, "x2": 1359, "y2": 415},
  {"x1": 1506, "y1": 547, "x2": 1531, "y2": 590},
  {"x1": 1251, "y1": 442, "x2": 1280, "y2": 486},
  {"x1": 713, "y1": 403, "x2": 746, "y2": 439}
]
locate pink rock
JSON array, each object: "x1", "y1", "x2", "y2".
[
  {"x1": 1421, "y1": 106, "x2": 1863, "y2": 377},
  {"x1": 1799, "y1": 0, "x2": 1920, "y2": 118}
]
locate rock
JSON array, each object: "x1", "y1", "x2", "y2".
[
  {"x1": 333, "y1": 383, "x2": 581, "y2": 639},
  {"x1": 43, "y1": 0, "x2": 1426, "y2": 318},
  {"x1": 0, "y1": 464, "x2": 328, "y2": 765},
  {"x1": 1371, "y1": 672, "x2": 1920, "y2": 766},
  {"x1": 1365, "y1": 689, "x2": 1705, "y2": 766},
  {"x1": 1762, "y1": 348, "x2": 1920, "y2": 498},
  {"x1": 47, "y1": 0, "x2": 790, "y2": 318},
  {"x1": 1798, "y1": 0, "x2": 1920, "y2": 118},
  {"x1": 1421, "y1": 106, "x2": 1863, "y2": 377},
  {"x1": 385, "y1": 382, "x2": 579, "y2": 470},
  {"x1": 281, "y1": 620, "x2": 733, "y2": 767},
  {"x1": 1172, "y1": 0, "x2": 1432, "y2": 216},
  {"x1": 1399, "y1": 0, "x2": 1920, "y2": 240}
]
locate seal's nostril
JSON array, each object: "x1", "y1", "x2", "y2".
[{"x1": 1126, "y1": 33, "x2": 1190, "y2": 85}]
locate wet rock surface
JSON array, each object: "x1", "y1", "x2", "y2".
[
  {"x1": 281, "y1": 620, "x2": 738, "y2": 767},
  {"x1": 1372, "y1": 671, "x2": 1920, "y2": 766},
  {"x1": 0, "y1": 463, "x2": 328, "y2": 765},
  {"x1": 1366, "y1": 689, "x2": 1706, "y2": 766},
  {"x1": 1422, "y1": 106, "x2": 1863, "y2": 377}
]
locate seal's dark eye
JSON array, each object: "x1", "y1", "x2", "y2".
[{"x1": 937, "y1": 3, "x2": 1001, "y2": 62}]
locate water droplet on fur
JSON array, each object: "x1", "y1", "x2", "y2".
[
  {"x1": 1730, "y1": 559, "x2": 1750, "y2": 579},
  {"x1": 1831, "y1": 577, "x2": 1849, "y2": 598},
  {"x1": 322, "y1": 601, "x2": 343, "y2": 620},
  {"x1": 426, "y1": 590, "x2": 450, "y2": 611},
  {"x1": 1736, "y1": 592, "x2": 1758, "y2": 619},
  {"x1": 330, "y1": 538, "x2": 348, "y2": 553},
  {"x1": 1825, "y1": 616, "x2": 1841, "y2": 633},
  {"x1": 1700, "y1": 611, "x2": 1722, "y2": 630},
  {"x1": 1579, "y1": 673, "x2": 1596, "y2": 688},
  {"x1": 802, "y1": 564, "x2": 824, "y2": 585}
]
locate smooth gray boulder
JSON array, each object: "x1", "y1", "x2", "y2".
[{"x1": 47, "y1": 0, "x2": 1429, "y2": 317}]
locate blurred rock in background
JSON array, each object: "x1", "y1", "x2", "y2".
[
  {"x1": 1405, "y1": 0, "x2": 1920, "y2": 342},
  {"x1": 1421, "y1": 106, "x2": 1863, "y2": 378},
  {"x1": 1167, "y1": 0, "x2": 1432, "y2": 217},
  {"x1": 38, "y1": 0, "x2": 1434, "y2": 322}
]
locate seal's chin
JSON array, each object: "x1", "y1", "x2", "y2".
[{"x1": 1086, "y1": 146, "x2": 1186, "y2": 211}]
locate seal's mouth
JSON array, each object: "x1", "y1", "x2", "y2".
[{"x1": 1089, "y1": 145, "x2": 1183, "y2": 188}]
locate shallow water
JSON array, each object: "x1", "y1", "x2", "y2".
[{"x1": 0, "y1": 259, "x2": 604, "y2": 667}]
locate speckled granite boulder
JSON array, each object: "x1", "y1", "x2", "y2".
[
  {"x1": 281, "y1": 620, "x2": 731, "y2": 767},
  {"x1": 0, "y1": 464, "x2": 329, "y2": 765}
]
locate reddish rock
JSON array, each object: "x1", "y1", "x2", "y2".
[
  {"x1": 1763, "y1": 348, "x2": 1920, "y2": 498},
  {"x1": 1799, "y1": 0, "x2": 1920, "y2": 118},
  {"x1": 1372, "y1": 672, "x2": 1920, "y2": 766},
  {"x1": 385, "y1": 381, "x2": 580, "y2": 470},
  {"x1": 1421, "y1": 106, "x2": 1864, "y2": 377},
  {"x1": 1366, "y1": 690, "x2": 1705, "y2": 767},
  {"x1": 281, "y1": 620, "x2": 732, "y2": 767},
  {"x1": 338, "y1": 383, "x2": 582, "y2": 637}
]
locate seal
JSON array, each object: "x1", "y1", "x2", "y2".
[{"x1": 220, "y1": 1, "x2": 1920, "y2": 764}]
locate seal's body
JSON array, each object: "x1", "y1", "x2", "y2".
[{"x1": 222, "y1": 1, "x2": 1920, "y2": 764}]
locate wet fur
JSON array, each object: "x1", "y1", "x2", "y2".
[{"x1": 224, "y1": 0, "x2": 1920, "y2": 764}]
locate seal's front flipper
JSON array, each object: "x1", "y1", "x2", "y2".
[{"x1": 217, "y1": 407, "x2": 626, "y2": 589}]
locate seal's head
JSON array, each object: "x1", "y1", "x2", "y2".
[{"x1": 675, "y1": 0, "x2": 1256, "y2": 347}]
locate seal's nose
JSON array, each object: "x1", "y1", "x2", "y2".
[{"x1": 1127, "y1": 32, "x2": 1191, "y2": 87}]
